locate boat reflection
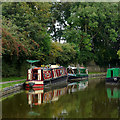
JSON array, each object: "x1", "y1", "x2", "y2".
[
  {"x1": 106, "y1": 85, "x2": 120, "y2": 99},
  {"x1": 26, "y1": 80, "x2": 88, "y2": 107},
  {"x1": 67, "y1": 80, "x2": 88, "y2": 93},
  {"x1": 106, "y1": 85, "x2": 120, "y2": 117},
  {"x1": 26, "y1": 88, "x2": 44, "y2": 107}
]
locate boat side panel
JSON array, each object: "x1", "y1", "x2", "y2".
[
  {"x1": 44, "y1": 75, "x2": 68, "y2": 85},
  {"x1": 43, "y1": 70, "x2": 52, "y2": 80},
  {"x1": 106, "y1": 68, "x2": 120, "y2": 78}
]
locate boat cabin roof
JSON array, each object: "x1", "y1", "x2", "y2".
[
  {"x1": 68, "y1": 67, "x2": 77, "y2": 69},
  {"x1": 50, "y1": 65, "x2": 60, "y2": 68},
  {"x1": 30, "y1": 65, "x2": 63, "y2": 70},
  {"x1": 33, "y1": 67, "x2": 41, "y2": 70},
  {"x1": 67, "y1": 67, "x2": 86, "y2": 69},
  {"x1": 107, "y1": 68, "x2": 120, "y2": 71}
]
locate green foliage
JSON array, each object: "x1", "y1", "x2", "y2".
[
  {"x1": 2, "y1": 16, "x2": 38, "y2": 57},
  {"x1": 49, "y1": 3, "x2": 72, "y2": 42},
  {"x1": 2, "y1": 2, "x2": 120, "y2": 77},
  {"x1": 117, "y1": 50, "x2": 120, "y2": 59},
  {"x1": 63, "y1": 2, "x2": 119, "y2": 66},
  {"x1": 2, "y1": 2, "x2": 52, "y2": 77},
  {"x1": 58, "y1": 43, "x2": 76, "y2": 66},
  {"x1": 48, "y1": 42, "x2": 76, "y2": 66},
  {"x1": 2, "y1": 2, "x2": 52, "y2": 58},
  {"x1": 2, "y1": 56, "x2": 29, "y2": 77}
]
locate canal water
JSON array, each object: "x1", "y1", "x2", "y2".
[{"x1": 2, "y1": 77, "x2": 120, "y2": 118}]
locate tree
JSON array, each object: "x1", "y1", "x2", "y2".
[
  {"x1": 2, "y1": 16, "x2": 38, "y2": 57},
  {"x1": 49, "y1": 2, "x2": 72, "y2": 42},
  {"x1": 117, "y1": 50, "x2": 120, "y2": 59},
  {"x1": 58, "y1": 43, "x2": 76, "y2": 66},
  {"x1": 63, "y1": 2, "x2": 119, "y2": 67},
  {"x1": 2, "y1": 2, "x2": 52, "y2": 77},
  {"x1": 2, "y1": 2, "x2": 52, "y2": 62},
  {"x1": 48, "y1": 42, "x2": 76, "y2": 66}
]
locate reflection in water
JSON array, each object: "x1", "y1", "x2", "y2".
[
  {"x1": 107, "y1": 87, "x2": 120, "y2": 99},
  {"x1": 2, "y1": 78, "x2": 120, "y2": 118},
  {"x1": 106, "y1": 84, "x2": 120, "y2": 118},
  {"x1": 67, "y1": 80, "x2": 88, "y2": 93},
  {"x1": 26, "y1": 80, "x2": 88, "y2": 107}
]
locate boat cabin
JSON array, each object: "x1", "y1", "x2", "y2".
[
  {"x1": 106, "y1": 68, "x2": 120, "y2": 83},
  {"x1": 67, "y1": 67, "x2": 88, "y2": 75},
  {"x1": 67, "y1": 66, "x2": 88, "y2": 81},
  {"x1": 106, "y1": 68, "x2": 120, "y2": 78},
  {"x1": 27, "y1": 65, "x2": 67, "y2": 81},
  {"x1": 25, "y1": 65, "x2": 68, "y2": 88}
]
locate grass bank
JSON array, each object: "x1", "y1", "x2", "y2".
[
  {"x1": 2, "y1": 76, "x2": 26, "y2": 82},
  {"x1": 1, "y1": 76, "x2": 26, "y2": 90},
  {"x1": 1, "y1": 80, "x2": 25, "y2": 90}
]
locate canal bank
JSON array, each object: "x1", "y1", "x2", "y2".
[
  {"x1": 0, "y1": 83, "x2": 24, "y2": 99},
  {"x1": 0, "y1": 73, "x2": 106, "y2": 99},
  {"x1": 88, "y1": 73, "x2": 106, "y2": 77}
]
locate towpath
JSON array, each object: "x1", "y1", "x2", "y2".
[{"x1": 0, "y1": 79, "x2": 26, "y2": 84}]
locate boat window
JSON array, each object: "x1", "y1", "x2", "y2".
[
  {"x1": 57, "y1": 70, "x2": 59, "y2": 75},
  {"x1": 63, "y1": 69, "x2": 65, "y2": 74},
  {"x1": 111, "y1": 70, "x2": 113, "y2": 77},
  {"x1": 67, "y1": 68, "x2": 69, "y2": 73},
  {"x1": 67, "y1": 68, "x2": 74, "y2": 74},
  {"x1": 33, "y1": 69, "x2": 38, "y2": 80},
  {"x1": 73, "y1": 69, "x2": 77, "y2": 74},
  {"x1": 45, "y1": 73, "x2": 47, "y2": 77},
  {"x1": 80, "y1": 69, "x2": 86, "y2": 73},
  {"x1": 60, "y1": 70, "x2": 63, "y2": 74}
]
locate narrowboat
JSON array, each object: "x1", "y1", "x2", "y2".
[
  {"x1": 67, "y1": 66, "x2": 88, "y2": 81},
  {"x1": 106, "y1": 68, "x2": 120, "y2": 84},
  {"x1": 24, "y1": 65, "x2": 68, "y2": 88}
]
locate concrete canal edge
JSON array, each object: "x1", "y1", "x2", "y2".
[
  {"x1": 88, "y1": 73, "x2": 106, "y2": 78},
  {"x1": 0, "y1": 73, "x2": 106, "y2": 99},
  {"x1": 0, "y1": 83, "x2": 24, "y2": 98}
]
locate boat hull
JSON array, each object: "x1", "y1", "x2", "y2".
[
  {"x1": 68, "y1": 75, "x2": 88, "y2": 82},
  {"x1": 24, "y1": 75, "x2": 68, "y2": 88},
  {"x1": 25, "y1": 87, "x2": 44, "y2": 91},
  {"x1": 44, "y1": 75, "x2": 68, "y2": 85},
  {"x1": 106, "y1": 77, "x2": 120, "y2": 84}
]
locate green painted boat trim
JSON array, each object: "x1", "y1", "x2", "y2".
[{"x1": 106, "y1": 68, "x2": 120, "y2": 78}]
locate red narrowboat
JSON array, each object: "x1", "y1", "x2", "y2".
[{"x1": 24, "y1": 65, "x2": 68, "y2": 88}]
